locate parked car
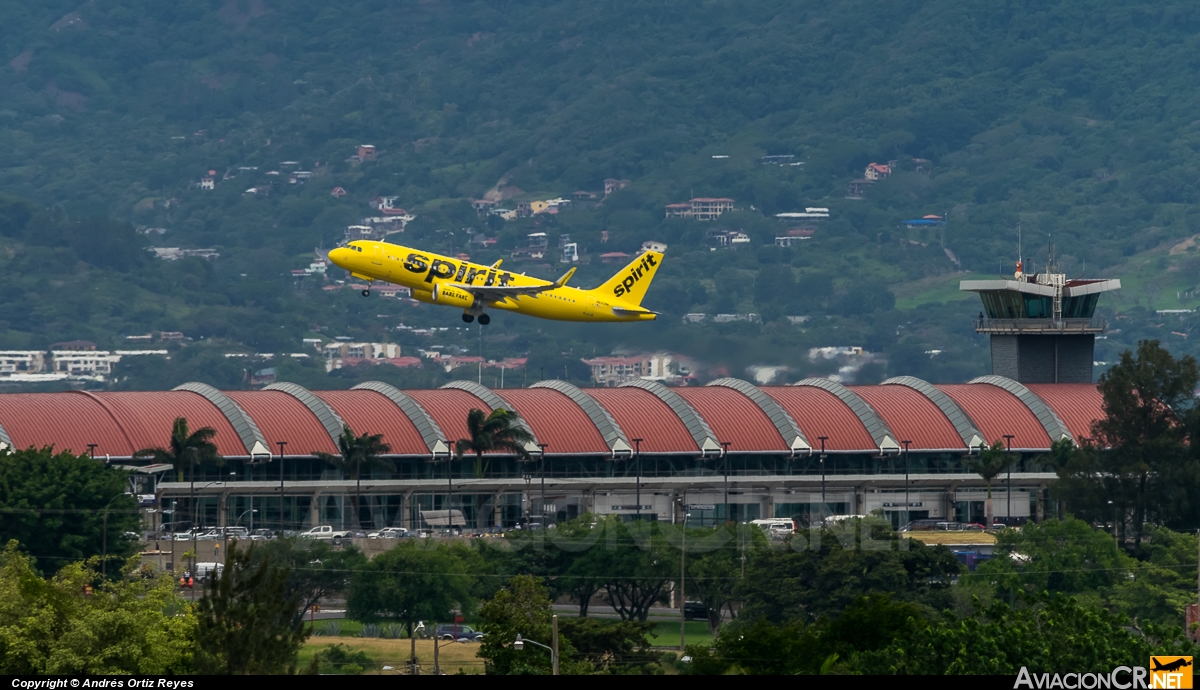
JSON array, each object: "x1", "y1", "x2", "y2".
[
  {"x1": 195, "y1": 562, "x2": 223, "y2": 582},
  {"x1": 248, "y1": 529, "x2": 275, "y2": 541},
  {"x1": 436, "y1": 624, "x2": 483, "y2": 641},
  {"x1": 369, "y1": 527, "x2": 412, "y2": 539},
  {"x1": 299, "y1": 525, "x2": 351, "y2": 540}
]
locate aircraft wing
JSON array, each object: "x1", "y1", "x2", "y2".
[{"x1": 448, "y1": 267, "x2": 576, "y2": 304}]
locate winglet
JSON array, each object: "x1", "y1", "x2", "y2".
[
  {"x1": 553, "y1": 267, "x2": 577, "y2": 287},
  {"x1": 491, "y1": 259, "x2": 503, "y2": 268}
]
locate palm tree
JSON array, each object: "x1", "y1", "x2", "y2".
[
  {"x1": 963, "y1": 440, "x2": 1017, "y2": 528},
  {"x1": 456, "y1": 408, "x2": 534, "y2": 478},
  {"x1": 135, "y1": 416, "x2": 221, "y2": 482},
  {"x1": 314, "y1": 425, "x2": 393, "y2": 531},
  {"x1": 134, "y1": 417, "x2": 222, "y2": 542}
]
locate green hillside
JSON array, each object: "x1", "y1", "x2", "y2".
[{"x1": 1, "y1": 0, "x2": 1199, "y2": 388}]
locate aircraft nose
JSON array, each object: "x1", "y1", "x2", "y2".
[{"x1": 328, "y1": 246, "x2": 351, "y2": 267}]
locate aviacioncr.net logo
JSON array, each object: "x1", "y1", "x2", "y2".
[{"x1": 1015, "y1": 659, "x2": 1193, "y2": 689}]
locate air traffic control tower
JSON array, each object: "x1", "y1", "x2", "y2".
[{"x1": 961, "y1": 263, "x2": 1120, "y2": 383}]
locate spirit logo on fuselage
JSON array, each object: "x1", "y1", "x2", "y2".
[
  {"x1": 403, "y1": 253, "x2": 513, "y2": 287},
  {"x1": 613, "y1": 253, "x2": 657, "y2": 297}
]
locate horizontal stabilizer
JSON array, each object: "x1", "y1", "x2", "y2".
[{"x1": 553, "y1": 267, "x2": 577, "y2": 287}]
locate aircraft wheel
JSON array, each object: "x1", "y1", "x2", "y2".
[
  {"x1": 361, "y1": 289, "x2": 371, "y2": 297},
  {"x1": 478, "y1": 314, "x2": 491, "y2": 325},
  {"x1": 462, "y1": 313, "x2": 475, "y2": 323}
]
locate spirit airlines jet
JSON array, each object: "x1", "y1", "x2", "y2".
[{"x1": 326, "y1": 241, "x2": 662, "y2": 325}]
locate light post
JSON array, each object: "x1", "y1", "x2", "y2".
[
  {"x1": 513, "y1": 615, "x2": 560, "y2": 675},
  {"x1": 1003, "y1": 434, "x2": 1015, "y2": 528},
  {"x1": 538, "y1": 443, "x2": 549, "y2": 527},
  {"x1": 276, "y1": 441, "x2": 288, "y2": 532},
  {"x1": 101, "y1": 492, "x2": 128, "y2": 578},
  {"x1": 679, "y1": 509, "x2": 690, "y2": 652},
  {"x1": 720, "y1": 442, "x2": 732, "y2": 523},
  {"x1": 446, "y1": 446, "x2": 455, "y2": 535},
  {"x1": 87, "y1": 443, "x2": 98, "y2": 459},
  {"x1": 901, "y1": 440, "x2": 912, "y2": 530},
  {"x1": 632, "y1": 438, "x2": 643, "y2": 522},
  {"x1": 522, "y1": 470, "x2": 533, "y2": 529},
  {"x1": 225, "y1": 508, "x2": 257, "y2": 562},
  {"x1": 817, "y1": 436, "x2": 828, "y2": 521}
]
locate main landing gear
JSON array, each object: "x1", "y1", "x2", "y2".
[{"x1": 462, "y1": 312, "x2": 491, "y2": 325}]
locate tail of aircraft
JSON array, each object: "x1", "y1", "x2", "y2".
[{"x1": 596, "y1": 251, "x2": 664, "y2": 306}]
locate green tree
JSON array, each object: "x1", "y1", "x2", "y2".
[
  {"x1": 455, "y1": 407, "x2": 534, "y2": 479},
  {"x1": 194, "y1": 541, "x2": 309, "y2": 675},
  {"x1": 1055, "y1": 341, "x2": 1200, "y2": 544},
  {"x1": 588, "y1": 518, "x2": 675, "y2": 622},
  {"x1": 0, "y1": 541, "x2": 195, "y2": 674},
  {"x1": 313, "y1": 425, "x2": 393, "y2": 531},
  {"x1": 685, "y1": 523, "x2": 761, "y2": 633},
  {"x1": 0, "y1": 447, "x2": 140, "y2": 573},
  {"x1": 557, "y1": 617, "x2": 659, "y2": 674},
  {"x1": 257, "y1": 537, "x2": 368, "y2": 630},
  {"x1": 134, "y1": 416, "x2": 221, "y2": 483},
  {"x1": 478, "y1": 574, "x2": 583, "y2": 675},
  {"x1": 963, "y1": 440, "x2": 1017, "y2": 527},
  {"x1": 346, "y1": 540, "x2": 475, "y2": 669}
]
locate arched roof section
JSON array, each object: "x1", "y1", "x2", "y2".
[
  {"x1": 264, "y1": 382, "x2": 346, "y2": 449},
  {"x1": 96, "y1": 391, "x2": 249, "y2": 457},
  {"x1": 618, "y1": 380, "x2": 721, "y2": 453},
  {"x1": 880, "y1": 376, "x2": 984, "y2": 449},
  {"x1": 707, "y1": 378, "x2": 809, "y2": 452},
  {"x1": 677, "y1": 386, "x2": 788, "y2": 452},
  {"x1": 315, "y1": 389, "x2": 430, "y2": 455},
  {"x1": 498, "y1": 388, "x2": 611, "y2": 455},
  {"x1": 793, "y1": 379, "x2": 900, "y2": 452},
  {"x1": 586, "y1": 387, "x2": 698, "y2": 453},
  {"x1": 0, "y1": 393, "x2": 134, "y2": 457},
  {"x1": 970, "y1": 376, "x2": 1073, "y2": 444},
  {"x1": 761, "y1": 387, "x2": 875, "y2": 452},
  {"x1": 440, "y1": 381, "x2": 538, "y2": 449},
  {"x1": 937, "y1": 384, "x2": 1051, "y2": 450},
  {"x1": 351, "y1": 382, "x2": 448, "y2": 455},
  {"x1": 0, "y1": 420, "x2": 10, "y2": 449},
  {"x1": 224, "y1": 391, "x2": 338, "y2": 455},
  {"x1": 850, "y1": 385, "x2": 965, "y2": 451},
  {"x1": 530, "y1": 380, "x2": 631, "y2": 453},
  {"x1": 405, "y1": 389, "x2": 492, "y2": 446},
  {"x1": 1023, "y1": 384, "x2": 1103, "y2": 443},
  {"x1": 173, "y1": 382, "x2": 270, "y2": 458}
]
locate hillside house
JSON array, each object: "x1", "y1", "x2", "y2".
[
  {"x1": 583, "y1": 353, "x2": 693, "y2": 386},
  {"x1": 356, "y1": 144, "x2": 376, "y2": 161},
  {"x1": 641, "y1": 240, "x2": 668, "y2": 254},
  {"x1": 200, "y1": 170, "x2": 216, "y2": 190},
  {"x1": 599, "y1": 251, "x2": 630, "y2": 264},
  {"x1": 604, "y1": 178, "x2": 631, "y2": 196},
  {"x1": 903, "y1": 215, "x2": 946, "y2": 229},
  {"x1": 571, "y1": 190, "x2": 599, "y2": 200},
  {"x1": 331, "y1": 187, "x2": 348, "y2": 197},
  {"x1": 664, "y1": 197, "x2": 735, "y2": 221},
  {"x1": 472, "y1": 199, "x2": 498, "y2": 215},
  {"x1": 846, "y1": 179, "x2": 873, "y2": 198},
  {"x1": 864, "y1": 163, "x2": 891, "y2": 181}
]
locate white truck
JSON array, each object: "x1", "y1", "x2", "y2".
[{"x1": 299, "y1": 525, "x2": 351, "y2": 540}]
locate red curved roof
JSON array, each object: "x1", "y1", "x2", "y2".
[
  {"x1": 586, "y1": 387, "x2": 696, "y2": 453},
  {"x1": 315, "y1": 389, "x2": 428, "y2": 455},
  {"x1": 496, "y1": 388, "x2": 609, "y2": 455},
  {"x1": 760, "y1": 387, "x2": 875, "y2": 451},
  {"x1": 0, "y1": 392, "x2": 135, "y2": 457},
  {"x1": 850, "y1": 386, "x2": 964, "y2": 450},
  {"x1": 405, "y1": 389, "x2": 491, "y2": 443},
  {"x1": 1025, "y1": 384, "x2": 1104, "y2": 442},
  {"x1": 225, "y1": 391, "x2": 338, "y2": 455},
  {"x1": 676, "y1": 387, "x2": 786, "y2": 452},
  {"x1": 93, "y1": 391, "x2": 248, "y2": 456},
  {"x1": 937, "y1": 384, "x2": 1051, "y2": 449}
]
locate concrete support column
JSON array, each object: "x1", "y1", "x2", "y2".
[
  {"x1": 401, "y1": 490, "x2": 414, "y2": 530},
  {"x1": 309, "y1": 493, "x2": 323, "y2": 528},
  {"x1": 1036, "y1": 483, "x2": 1046, "y2": 522},
  {"x1": 217, "y1": 492, "x2": 228, "y2": 527},
  {"x1": 585, "y1": 490, "x2": 596, "y2": 516},
  {"x1": 855, "y1": 486, "x2": 864, "y2": 515},
  {"x1": 493, "y1": 492, "x2": 505, "y2": 528},
  {"x1": 764, "y1": 491, "x2": 775, "y2": 520}
]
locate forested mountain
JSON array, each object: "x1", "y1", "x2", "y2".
[{"x1": 2, "y1": 0, "x2": 1199, "y2": 389}]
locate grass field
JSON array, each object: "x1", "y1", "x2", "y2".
[
  {"x1": 300, "y1": 637, "x2": 485, "y2": 675},
  {"x1": 647, "y1": 620, "x2": 714, "y2": 648}
]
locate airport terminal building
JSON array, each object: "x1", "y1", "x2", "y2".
[{"x1": 0, "y1": 266, "x2": 1117, "y2": 532}]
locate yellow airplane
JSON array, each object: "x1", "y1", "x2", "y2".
[{"x1": 327, "y1": 241, "x2": 662, "y2": 324}]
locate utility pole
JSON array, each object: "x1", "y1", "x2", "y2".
[
  {"x1": 680, "y1": 508, "x2": 690, "y2": 652},
  {"x1": 720, "y1": 442, "x2": 732, "y2": 523},
  {"x1": 551, "y1": 614, "x2": 560, "y2": 676},
  {"x1": 901, "y1": 440, "x2": 912, "y2": 529},
  {"x1": 632, "y1": 438, "x2": 643, "y2": 522},
  {"x1": 277, "y1": 441, "x2": 288, "y2": 532},
  {"x1": 817, "y1": 437, "x2": 829, "y2": 521},
  {"x1": 1003, "y1": 434, "x2": 1015, "y2": 527}
]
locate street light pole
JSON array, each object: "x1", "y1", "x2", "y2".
[
  {"x1": 901, "y1": 440, "x2": 912, "y2": 529},
  {"x1": 1003, "y1": 434, "x2": 1015, "y2": 527},
  {"x1": 680, "y1": 510, "x2": 690, "y2": 652},
  {"x1": 720, "y1": 442, "x2": 732, "y2": 523},
  {"x1": 101, "y1": 493, "x2": 126, "y2": 578},
  {"x1": 632, "y1": 438, "x2": 643, "y2": 522},
  {"x1": 817, "y1": 437, "x2": 828, "y2": 521},
  {"x1": 538, "y1": 443, "x2": 549, "y2": 526},
  {"x1": 276, "y1": 441, "x2": 288, "y2": 532}
]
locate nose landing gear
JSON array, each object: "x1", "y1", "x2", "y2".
[{"x1": 361, "y1": 289, "x2": 371, "y2": 297}]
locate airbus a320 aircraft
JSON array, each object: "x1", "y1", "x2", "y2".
[{"x1": 327, "y1": 241, "x2": 662, "y2": 325}]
